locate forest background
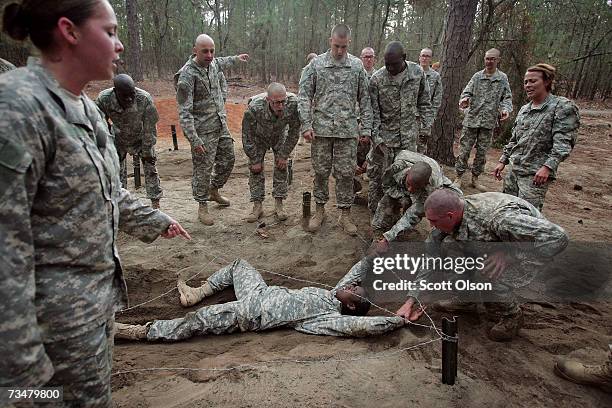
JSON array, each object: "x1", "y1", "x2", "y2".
[{"x1": 1, "y1": 0, "x2": 610, "y2": 163}]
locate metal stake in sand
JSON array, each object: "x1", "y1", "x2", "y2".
[
  {"x1": 133, "y1": 154, "x2": 142, "y2": 189},
  {"x1": 441, "y1": 316, "x2": 458, "y2": 385},
  {"x1": 171, "y1": 125, "x2": 179, "y2": 150},
  {"x1": 302, "y1": 192, "x2": 311, "y2": 219},
  {"x1": 287, "y1": 158, "x2": 293, "y2": 186}
]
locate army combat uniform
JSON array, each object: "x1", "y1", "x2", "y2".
[
  {"x1": 242, "y1": 92, "x2": 300, "y2": 203},
  {"x1": 417, "y1": 68, "x2": 443, "y2": 153},
  {"x1": 455, "y1": 69, "x2": 513, "y2": 178},
  {"x1": 408, "y1": 192, "x2": 568, "y2": 338},
  {"x1": 298, "y1": 50, "x2": 372, "y2": 209},
  {"x1": 96, "y1": 87, "x2": 163, "y2": 201},
  {"x1": 146, "y1": 259, "x2": 405, "y2": 341},
  {"x1": 372, "y1": 150, "x2": 459, "y2": 242},
  {"x1": 367, "y1": 62, "x2": 432, "y2": 213},
  {"x1": 0, "y1": 60, "x2": 172, "y2": 406},
  {"x1": 175, "y1": 55, "x2": 239, "y2": 204},
  {"x1": 499, "y1": 94, "x2": 579, "y2": 210},
  {"x1": 0, "y1": 57, "x2": 16, "y2": 73}
]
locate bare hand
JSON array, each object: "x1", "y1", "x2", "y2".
[
  {"x1": 303, "y1": 130, "x2": 314, "y2": 142},
  {"x1": 275, "y1": 158, "x2": 288, "y2": 170},
  {"x1": 396, "y1": 298, "x2": 426, "y2": 322},
  {"x1": 161, "y1": 220, "x2": 191, "y2": 240},
  {"x1": 194, "y1": 145, "x2": 206, "y2": 154},
  {"x1": 482, "y1": 251, "x2": 508, "y2": 280},
  {"x1": 533, "y1": 166, "x2": 550, "y2": 186},
  {"x1": 493, "y1": 162, "x2": 506, "y2": 181},
  {"x1": 459, "y1": 97, "x2": 470, "y2": 109},
  {"x1": 499, "y1": 110, "x2": 510, "y2": 122},
  {"x1": 238, "y1": 54, "x2": 249, "y2": 62},
  {"x1": 250, "y1": 162, "x2": 263, "y2": 173}
]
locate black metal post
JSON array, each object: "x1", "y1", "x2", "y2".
[
  {"x1": 302, "y1": 192, "x2": 311, "y2": 219},
  {"x1": 442, "y1": 316, "x2": 458, "y2": 385},
  {"x1": 171, "y1": 125, "x2": 179, "y2": 150},
  {"x1": 133, "y1": 154, "x2": 141, "y2": 189},
  {"x1": 287, "y1": 158, "x2": 293, "y2": 185}
]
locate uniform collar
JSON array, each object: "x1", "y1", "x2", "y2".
[
  {"x1": 27, "y1": 57, "x2": 93, "y2": 131},
  {"x1": 453, "y1": 198, "x2": 472, "y2": 241},
  {"x1": 480, "y1": 69, "x2": 502, "y2": 81},
  {"x1": 323, "y1": 50, "x2": 351, "y2": 67},
  {"x1": 527, "y1": 93, "x2": 554, "y2": 112}
]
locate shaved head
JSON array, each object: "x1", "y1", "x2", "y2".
[
  {"x1": 113, "y1": 74, "x2": 136, "y2": 108},
  {"x1": 195, "y1": 34, "x2": 215, "y2": 47},
  {"x1": 193, "y1": 34, "x2": 216, "y2": 66},
  {"x1": 385, "y1": 41, "x2": 405, "y2": 57},
  {"x1": 406, "y1": 162, "x2": 432, "y2": 191},
  {"x1": 485, "y1": 48, "x2": 501, "y2": 58},
  {"x1": 361, "y1": 47, "x2": 375, "y2": 57},
  {"x1": 331, "y1": 24, "x2": 351, "y2": 39},
  {"x1": 425, "y1": 189, "x2": 463, "y2": 215},
  {"x1": 113, "y1": 74, "x2": 134, "y2": 92},
  {"x1": 384, "y1": 41, "x2": 406, "y2": 76},
  {"x1": 266, "y1": 82, "x2": 286, "y2": 97}
]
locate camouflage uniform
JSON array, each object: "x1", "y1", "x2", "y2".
[
  {"x1": 242, "y1": 92, "x2": 300, "y2": 202},
  {"x1": 298, "y1": 50, "x2": 372, "y2": 208},
  {"x1": 367, "y1": 62, "x2": 432, "y2": 213},
  {"x1": 455, "y1": 69, "x2": 513, "y2": 176},
  {"x1": 408, "y1": 192, "x2": 568, "y2": 316},
  {"x1": 0, "y1": 60, "x2": 172, "y2": 406},
  {"x1": 175, "y1": 55, "x2": 238, "y2": 203},
  {"x1": 499, "y1": 94, "x2": 579, "y2": 210},
  {"x1": 0, "y1": 57, "x2": 16, "y2": 73},
  {"x1": 372, "y1": 150, "x2": 459, "y2": 241},
  {"x1": 218, "y1": 70, "x2": 228, "y2": 102},
  {"x1": 417, "y1": 68, "x2": 443, "y2": 153},
  {"x1": 147, "y1": 259, "x2": 405, "y2": 340},
  {"x1": 96, "y1": 87, "x2": 163, "y2": 200}
]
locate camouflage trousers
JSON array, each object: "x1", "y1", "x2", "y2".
[
  {"x1": 366, "y1": 145, "x2": 401, "y2": 214},
  {"x1": 311, "y1": 137, "x2": 357, "y2": 208},
  {"x1": 455, "y1": 126, "x2": 494, "y2": 176},
  {"x1": 249, "y1": 149, "x2": 288, "y2": 202},
  {"x1": 371, "y1": 194, "x2": 412, "y2": 233},
  {"x1": 117, "y1": 149, "x2": 162, "y2": 200},
  {"x1": 503, "y1": 166, "x2": 550, "y2": 211},
  {"x1": 191, "y1": 130, "x2": 235, "y2": 203},
  {"x1": 147, "y1": 260, "x2": 266, "y2": 341},
  {"x1": 29, "y1": 317, "x2": 115, "y2": 407}
]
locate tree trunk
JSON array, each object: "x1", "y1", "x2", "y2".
[
  {"x1": 125, "y1": 0, "x2": 144, "y2": 81},
  {"x1": 429, "y1": 0, "x2": 479, "y2": 165}
]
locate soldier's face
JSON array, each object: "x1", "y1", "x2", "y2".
[
  {"x1": 484, "y1": 54, "x2": 499, "y2": 71},
  {"x1": 405, "y1": 174, "x2": 426, "y2": 194},
  {"x1": 329, "y1": 35, "x2": 350, "y2": 60},
  {"x1": 336, "y1": 284, "x2": 365, "y2": 309},
  {"x1": 425, "y1": 208, "x2": 460, "y2": 234},
  {"x1": 267, "y1": 92, "x2": 287, "y2": 116},
  {"x1": 115, "y1": 86, "x2": 135, "y2": 108},
  {"x1": 524, "y1": 71, "x2": 549, "y2": 101},
  {"x1": 73, "y1": 1, "x2": 124, "y2": 81},
  {"x1": 194, "y1": 42, "x2": 215, "y2": 67},
  {"x1": 419, "y1": 52, "x2": 432, "y2": 68},
  {"x1": 360, "y1": 51, "x2": 375, "y2": 70},
  {"x1": 385, "y1": 52, "x2": 405, "y2": 76}
]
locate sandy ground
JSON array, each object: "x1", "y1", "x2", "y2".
[{"x1": 92, "y1": 81, "x2": 612, "y2": 407}]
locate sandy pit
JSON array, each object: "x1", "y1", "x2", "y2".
[{"x1": 85, "y1": 80, "x2": 612, "y2": 407}]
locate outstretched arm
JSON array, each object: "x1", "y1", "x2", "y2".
[{"x1": 294, "y1": 314, "x2": 405, "y2": 337}]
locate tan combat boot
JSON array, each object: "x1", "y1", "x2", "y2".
[
  {"x1": 554, "y1": 353, "x2": 612, "y2": 393},
  {"x1": 177, "y1": 280, "x2": 214, "y2": 307},
  {"x1": 198, "y1": 202, "x2": 214, "y2": 226},
  {"x1": 209, "y1": 188, "x2": 230, "y2": 206},
  {"x1": 246, "y1": 201, "x2": 263, "y2": 223},
  {"x1": 453, "y1": 173, "x2": 466, "y2": 189},
  {"x1": 487, "y1": 310, "x2": 524, "y2": 342},
  {"x1": 308, "y1": 203, "x2": 326, "y2": 232},
  {"x1": 151, "y1": 199, "x2": 160, "y2": 209},
  {"x1": 274, "y1": 198, "x2": 287, "y2": 221},
  {"x1": 115, "y1": 322, "x2": 148, "y2": 340},
  {"x1": 471, "y1": 175, "x2": 488, "y2": 192},
  {"x1": 338, "y1": 208, "x2": 358, "y2": 236}
]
